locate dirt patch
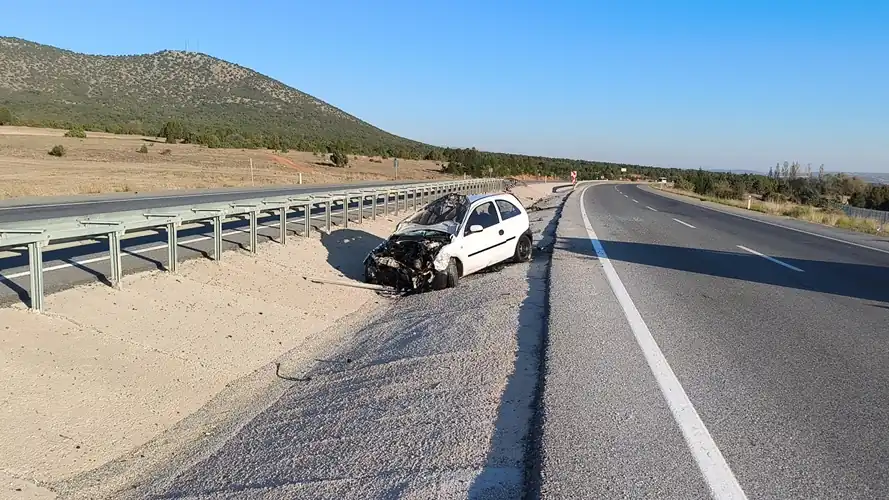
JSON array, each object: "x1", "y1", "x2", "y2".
[
  {"x1": 0, "y1": 215, "x2": 402, "y2": 493},
  {"x1": 0, "y1": 126, "x2": 454, "y2": 199}
]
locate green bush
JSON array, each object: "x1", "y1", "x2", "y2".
[
  {"x1": 48, "y1": 145, "x2": 66, "y2": 157},
  {"x1": 137, "y1": 145, "x2": 149, "y2": 153},
  {"x1": 0, "y1": 107, "x2": 12, "y2": 125},
  {"x1": 329, "y1": 150, "x2": 349, "y2": 167},
  {"x1": 64, "y1": 128, "x2": 87, "y2": 138}
]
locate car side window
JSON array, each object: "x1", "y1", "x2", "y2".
[
  {"x1": 496, "y1": 199, "x2": 521, "y2": 221},
  {"x1": 465, "y1": 201, "x2": 499, "y2": 235}
]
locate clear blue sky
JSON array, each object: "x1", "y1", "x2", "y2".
[{"x1": 5, "y1": 1, "x2": 888, "y2": 172}]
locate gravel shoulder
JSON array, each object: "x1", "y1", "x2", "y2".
[{"x1": 131, "y1": 189, "x2": 568, "y2": 499}]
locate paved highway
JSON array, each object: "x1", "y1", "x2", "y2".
[
  {"x1": 539, "y1": 183, "x2": 889, "y2": 498},
  {"x1": 0, "y1": 179, "x2": 428, "y2": 223}
]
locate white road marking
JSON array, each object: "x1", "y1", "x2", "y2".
[
  {"x1": 644, "y1": 186, "x2": 889, "y2": 256},
  {"x1": 632, "y1": 199, "x2": 639, "y2": 203},
  {"x1": 736, "y1": 245, "x2": 804, "y2": 272},
  {"x1": 673, "y1": 218, "x2": 696, "y2": 229},
  {"x1": 580, "y1": 186, "x2": 747, "y2": 500},
  {"x1": 2, "y1": 216, "x2": 311, "y2": 279},
  {"x1": 646, "y1": 206, "x2": 658, "y2": 212}
]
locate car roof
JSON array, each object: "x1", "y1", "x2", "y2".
[{"x1": 467, "y1": 192, "x2": 519, "y2": 204}]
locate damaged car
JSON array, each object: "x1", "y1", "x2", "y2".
[{"x1": 364, "y1": 192, "x2": 533, "y2": 291}]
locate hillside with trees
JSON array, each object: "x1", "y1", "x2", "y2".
[{"x1": 0, "y1": 37, "x2": 884, "y2": 211}]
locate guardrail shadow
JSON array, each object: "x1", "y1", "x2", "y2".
[
  {"x1": 556, "y1": 238, "x2": 889, "y2": 304},
  {"x1": 320, "y1": 229, "x2": 386, "y2": 281}
]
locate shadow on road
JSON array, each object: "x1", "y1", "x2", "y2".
[
  {"x1": 468, "y1": 199, "x2": 564, "y2": 498},
  {"x1": 556, "y1": 238, "x2": 889, "y2": 303},
  {"x1": 320, "y1": 229, "x2": 385, "y2": 281}
]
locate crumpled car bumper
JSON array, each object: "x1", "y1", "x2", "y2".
[{"x1": 363, "y1": 232, "x2": 452, "y2": 291}]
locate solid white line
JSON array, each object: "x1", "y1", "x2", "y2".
[
  {"x1": 644, "y1": 186, "x2": 889, "y2": 256},
  {"x1": 646, "y1": 206, "x2": 658, "y2": 212},
  {"x1": 736, "y1": 245, "x2": 804, "y2": 273},
  {"x1": 2, "y1": 216, "x2": 312, "y2": 280},
  {"x1": 580, "y1": 187, "x2": 747, "y2": 500},
  {"x1": 673, "y1": 218, "x2": 696, "y2": 229}
]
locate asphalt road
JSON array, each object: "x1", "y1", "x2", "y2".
[
  {"x1": 0, "y1": 180, "x2": 428, "y2": 223},
  {"x1": 539, "y1": 183, "x2": 889, "y2": 498}
]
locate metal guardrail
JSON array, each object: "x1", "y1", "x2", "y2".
[{"x1": 0, "y1": 178, "x2": 503, "y2": 312}]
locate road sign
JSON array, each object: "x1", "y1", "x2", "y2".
[{"x1": 571, "y1": 171, "x2": 577, "y2": 184}]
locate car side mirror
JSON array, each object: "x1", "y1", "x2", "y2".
[{"x1": 468, "y1": 224, "x2": 484, "y2": 234}]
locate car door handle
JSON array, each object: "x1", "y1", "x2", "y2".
[{"x1": 499, "y1": 229, "x2": 504, "y2": 236}]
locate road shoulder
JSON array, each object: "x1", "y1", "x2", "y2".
[{"x1": 131, "y1": 191, "x2": 567, "y2": 499}]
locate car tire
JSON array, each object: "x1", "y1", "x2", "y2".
[
  {"x1": 446, "y1": 258, "x2": 460, "y2": 288},
  {"x1": 513, "y1": 233, "x2": 533, "y2": 262}
]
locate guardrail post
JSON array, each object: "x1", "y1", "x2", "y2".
[
  {"x1": 394, "y1": 191, "x2": 400, "y2": 215},
  {"x1": 249, "y1": 210, "x2": 259, "y2": 253},
  {"x1": 212, "y1": 215, "x2": 223, "y2": 260},
  {"x1": 27, "y1": 241, "x2": 44, "y2": 312},
  {"x1": 372, "y1": 191, "x2": 377, "y2": 221},
  {"x1": 343, "y1": 196, "x2": 349, "y2": 229},
  {"x1": 279, "y1": 205, "x2": 289, "y2": 245},
  {"x1": 325, "y1": 200, "x2": 332, "y2": 233},
  {"x1": 357, "y1": 194, "x2": 363, "y2": 224},
  {"x1": 109, "y1": 231, "x2": 123, "y2": 289},
  {"x1": 384, "y1": 191, "x2": 390, "y2": 215},
  {"x1": 166, "y1": 222, "x2": 178, "y2": 273},
  {"x1": 304, "y1": 203, "x2": 311, "y2": 236},
  {"x1": 412, "y1": 188, "x2": 418, "y2": 211}
]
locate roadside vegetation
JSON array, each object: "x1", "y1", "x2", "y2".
[{"x1": 656, "y1": 166, "x2": 888, "y2": 235}]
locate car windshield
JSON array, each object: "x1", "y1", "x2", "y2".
[{"x1": 403, "y1": 193, "x2": 469, "y2": 226}]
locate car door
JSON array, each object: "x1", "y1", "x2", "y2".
[
  {"x1": 459, "y1": 200, "x2": 503, "y2": 275},
  {"x1": 494, "y1": 197, "x2": 526, "y2": 263}
]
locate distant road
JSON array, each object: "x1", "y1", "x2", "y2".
[
  {"x1": 0, "y1": 179, "x2": 428, "y2": 224},
  {"x1": 540, "y1": 183, "x2": 889, "y2": 498}
]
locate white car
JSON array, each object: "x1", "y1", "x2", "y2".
[{"x1": 364, "y1": 192, "x2": 533, "y2": 291}]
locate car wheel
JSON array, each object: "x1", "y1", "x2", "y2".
[
  {"x1": 446, "y1": 258, "x2": 460, "y2": 288},
  {"x1": 513, "y1": 234, "x2": 532, "y2": 262}
]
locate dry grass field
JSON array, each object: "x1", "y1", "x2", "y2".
[{"x1": 0, "y1": 126, "x2": 454, "y2": 199}]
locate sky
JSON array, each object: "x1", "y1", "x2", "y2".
[{"x1": 4, "y1": 1, "x2": 888, "y2": 172}]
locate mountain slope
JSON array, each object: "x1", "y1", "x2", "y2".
[{"x1": 0, "y1": 37, "x2": 427, "y2": 154}]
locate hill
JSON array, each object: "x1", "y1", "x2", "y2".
[{"x1": 0, "y1": 37, "x2": 427, "y2": 156}]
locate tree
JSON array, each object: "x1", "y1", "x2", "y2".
[
  {"x1": 48, "y1": 145, "x2": 66, "y2": 157},
  {"x1": 160, "y1": 121, "x2": 187, "y2": 144},
  {"x1": 0, "y1": 107, "x2": 12, "y2": 125},
  {"x1": 818, "y1": 164, "x2": 825, "y2": 181},
  {"x1": 329, "y1": 150, "x2": 349, "y2": 167}
]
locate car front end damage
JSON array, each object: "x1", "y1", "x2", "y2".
[{"x1": 363, "y1": 193, "x2": 467, "y2": 292}]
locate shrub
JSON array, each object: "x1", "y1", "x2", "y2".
[
  {"x1": 137, "y1": 145, "x2": 149, "y2": 153},
  {"x1": 48, "y1": 145, "x2": 66, "y2": 157},
  {"x1": 329, "y1": 150, "x2": 349, "y2": 167},
  {"x1": 64, "y1": 128, "x2": 87, "y2": 138},
  {"x1": 0, "y1": 107, "x2": 12, "y2": 125},
  {"x1": 160, "y1": 148, "x2": 172, "y2": 156}
]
